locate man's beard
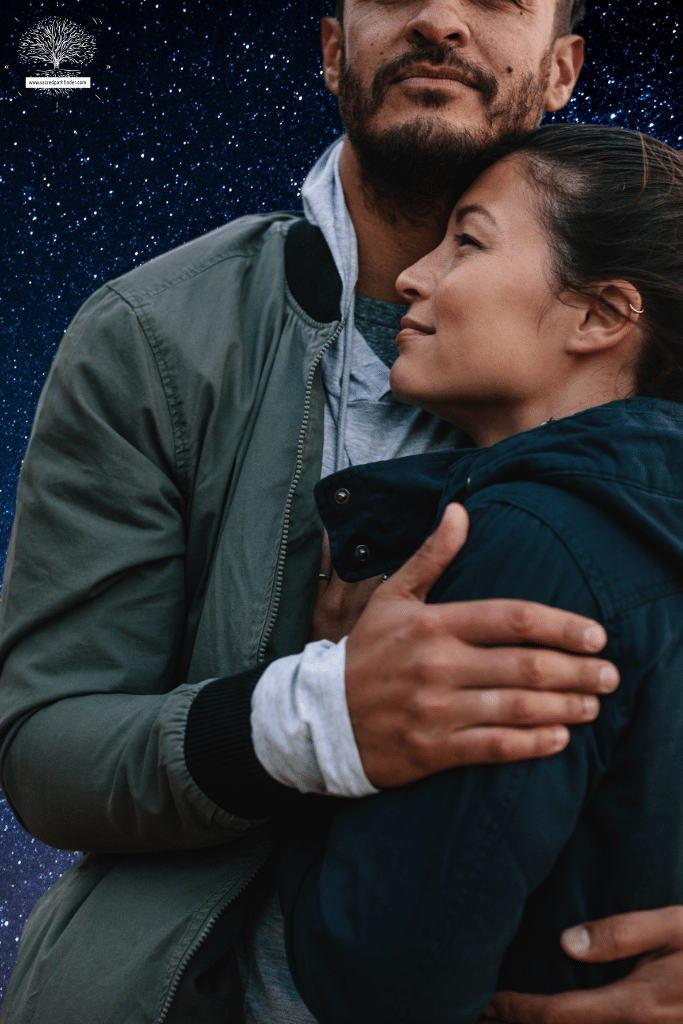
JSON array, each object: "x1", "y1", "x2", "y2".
[{"x1": 338, "y1": 42, "x2": 552, "y2": 220}]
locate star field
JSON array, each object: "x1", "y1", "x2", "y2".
[{"x1": 0, "y1": 0, "x2": 681, "y2": 1000}]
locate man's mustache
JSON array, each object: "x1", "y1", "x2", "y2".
[{"x1": 371, "y1": 46, "x2": 499, "y2": 108}]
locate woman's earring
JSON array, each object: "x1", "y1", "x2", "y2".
[{"x1": 629, "y1": 302, "x2": 644, "y2": 314}]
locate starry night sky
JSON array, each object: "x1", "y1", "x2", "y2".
[{"x1": 0, "y1": 0, "x2": 681, "y2": 1000}]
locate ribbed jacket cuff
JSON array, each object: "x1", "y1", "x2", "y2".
[{"x1": 185, "y1": 666, "x2": 300, "y2": 820}]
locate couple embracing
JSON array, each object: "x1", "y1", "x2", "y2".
[{"x1": 2, "y1": 2, "x2": 683, "y2": 1023}]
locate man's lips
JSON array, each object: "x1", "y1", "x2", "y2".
[{"x1": 393, "y1": 65, "x2": 478, "y2": 90}]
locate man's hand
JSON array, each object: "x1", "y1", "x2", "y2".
[
  {"x1": 344, "y1": 503, "x2": 620, "y2": 788},
  {"x1": 485, "y1": 907, "x2": 683, "y2": 1023}
]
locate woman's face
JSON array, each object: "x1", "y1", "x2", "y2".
[{"x1": 390, "y1": 156, "x2": 581, "y2": 445}]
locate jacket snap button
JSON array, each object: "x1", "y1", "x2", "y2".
[
  {"x1": 334, "y1": 487, "x2": 350, "y2": 505},
  {"x1": 354, "y1": 544, "x2": 370, "y2": 562}
]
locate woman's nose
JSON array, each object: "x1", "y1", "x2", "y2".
[{"x1": 396, "y1": 253, "x2": 437, "y2": 302}]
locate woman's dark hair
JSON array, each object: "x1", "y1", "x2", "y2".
[{"x1": 496, "y1": 124, "x2": 683, "y2": 404}]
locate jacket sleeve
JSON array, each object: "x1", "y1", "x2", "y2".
[
  {"x1": 0, "y1": 285, "x2": 291, "y2": 853},
  {"x1": 279, "y1": 498, "x2": 627, "y2": 1024}
]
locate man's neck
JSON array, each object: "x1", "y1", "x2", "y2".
[{"x1": 339, "y1": 138, "x2": 462, "y2": 303}]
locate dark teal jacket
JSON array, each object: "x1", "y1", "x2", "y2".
[{"x1": 281, "y1": 399, "x2": 683, "y2": 1024}]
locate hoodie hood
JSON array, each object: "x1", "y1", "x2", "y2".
[{"x1": 315, "y1": 398, "x2": 683, "y2": 582}]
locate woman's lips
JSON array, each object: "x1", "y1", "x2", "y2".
[
  {"x1": 399, "y1": 315, "x2": 434, "y2": 335},
  {"x1": 396, "y1": 326, "x2": 433, "y2": 349}
]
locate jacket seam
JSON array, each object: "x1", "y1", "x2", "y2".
[
  {"x1": 463, "y1": 495, "x2": 670, "y2": 730},
  {"x1": 537, "y1": 468, "x2": 683, "y2": 501},
  {"x1": 106, "y1": 214, "x2": 300, "y2": 305},
  {"x1": 465, "y1": 494, "x2": 616, "y2": 621},
  {"x1": 100, "y1": 285, "x2": 191, "y2": 498},
  {"x1": 468, "y1": 492, "x2": 683, "y2": 619}
]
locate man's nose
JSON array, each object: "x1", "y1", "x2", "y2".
[{"x1": 404, "y1": 0, "x2": 470, "y2": 47}]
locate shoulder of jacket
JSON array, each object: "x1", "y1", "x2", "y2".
[
  {"x1": 464, "y1": 479, "x2": 682, "y2": 616},
  {"x1": 104, "y1": 211, "x2": 301, "y2": 308}
]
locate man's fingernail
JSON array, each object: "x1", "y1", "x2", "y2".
[
  {"x1": 561, "y1": 925, "x2": 591, "y2": 956},
  {"x1": 598, "y1": 664, "x2": 620, "y2": 692},
  {"x1": 583, "y1": 624, "x2": 607, "y2": 651},
  {"x1": 551, "y1": 725, "x2": 569, "y2": 748}
]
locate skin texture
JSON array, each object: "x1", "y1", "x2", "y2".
[
  {"x1": 333, "y1": 0, "x2": 577, "y2": 156},
  {"x1": 391, "y1": 155, "x2": 643, "y2": 445},
  {"x1": 311, "y1": 1, "x2": 683, "y2": 1017},
  {"x1": 320, "y1": 0, "x2": 584, "y2": 301}
]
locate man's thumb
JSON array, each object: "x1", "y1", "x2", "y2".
[
  {"x1": 561, "y1": 908, "x2": 683, "y2": 963},
  {"x1": 386, "y1": 502, "x2": 469, "y2": 602}
]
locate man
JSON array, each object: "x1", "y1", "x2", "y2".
[{"x1": 0, "y1": 1, "x2": 681, "y2": 1021}]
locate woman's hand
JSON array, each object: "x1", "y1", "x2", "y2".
[
  {"x1": 309, "y1": 530, "x2": 383, "y2": 644},
  {"x1": 484, "y1": 907, "x2": 683, "y2": 1023}
]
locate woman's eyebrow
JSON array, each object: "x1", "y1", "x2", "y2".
[{"x1": 455, "y1": 203, "x2": 499, "y2": 228}]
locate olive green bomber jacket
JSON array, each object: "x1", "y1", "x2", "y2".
[{"x1": 0, "y1": 213, "x2": 342, "y2": 1022}]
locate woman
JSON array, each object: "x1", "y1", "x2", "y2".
[{"x1": 279, "y1": 124, "x2": 683, "y2": 1024}]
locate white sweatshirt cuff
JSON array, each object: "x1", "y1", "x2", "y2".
[{"x1": 250, "y1": 638, "x2": 379, "y2": 798}]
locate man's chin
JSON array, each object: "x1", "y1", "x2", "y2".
[
  {"x1": 387, "y1": 77, "x2": 483, "y2": 111},
  {"x1": 347, "y1": 113, "x2": 501, "y2": 172},
  {"x1": 363, "y1": 103, "x2": 485, "y2": 141}
]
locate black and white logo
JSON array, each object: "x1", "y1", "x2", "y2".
[{"x1": 19, "y1": 17, "x2": 97, "y2": 94}]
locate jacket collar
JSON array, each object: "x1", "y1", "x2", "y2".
[
  {"x1": 284, "y1": 217, "x2": 342, "y2": 324},
  {"x1": 316, "y1": 398, "x2": 683, "y2": 582}
]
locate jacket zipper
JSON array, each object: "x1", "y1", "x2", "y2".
[
  {"x1": 257, "y1": 323, "x2": 344, "y2": 663},
  {"x1": 155, "y1": 836, "x2": 273, "y2": 1024},
  {"x1": 156, "y1": 323, "x2": 343, "y2": 1022}
]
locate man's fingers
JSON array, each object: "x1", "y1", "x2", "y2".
[
  {"x1": 462, "y1": 642, "x2": 618, "y2": 695},
  {"x1": 487, "y1": 983, "x2": 642, "y2": 1024},
  {"x1": 361, "y1": 724, "x2": 571, "y2": 785},
  {"x1": 345, "y1": 502, "x2": 619, "y2": 785},
  {"x1": 424, "y1": 598, "x2": 609, "y2": 655},
  {"x1": 487, "y1": 908, "x2": 683, "y2": 1024},
  {"x1": 445, "y1": 687, "x2": 600, "y2": 730},
  {"x1": 561, "y1": 907, "x2": 683, "y2": 962},
  {"x1": 384, "y1": 527, "x2": 611, "y2": 655},
  {"x1": 385, "y1": 502, "x2": 470, "y2": 602},
  {"x1": 414, "y1": 639, "x2": 619, "y2": 697},
  {"x1": 485, "y1": 988, "x2": 557, "y2": 1024},
  {"x1": 446, "y1": 724, "x2": 571, "y2": 766}
]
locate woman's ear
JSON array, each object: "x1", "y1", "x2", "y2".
[{"x1": 566, "y1": 281, "x2": 644, "y2": 355}]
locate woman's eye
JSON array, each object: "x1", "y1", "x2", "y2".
[{"x1": 454, "y1": 233, "x2": 481, "y2": 250}]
